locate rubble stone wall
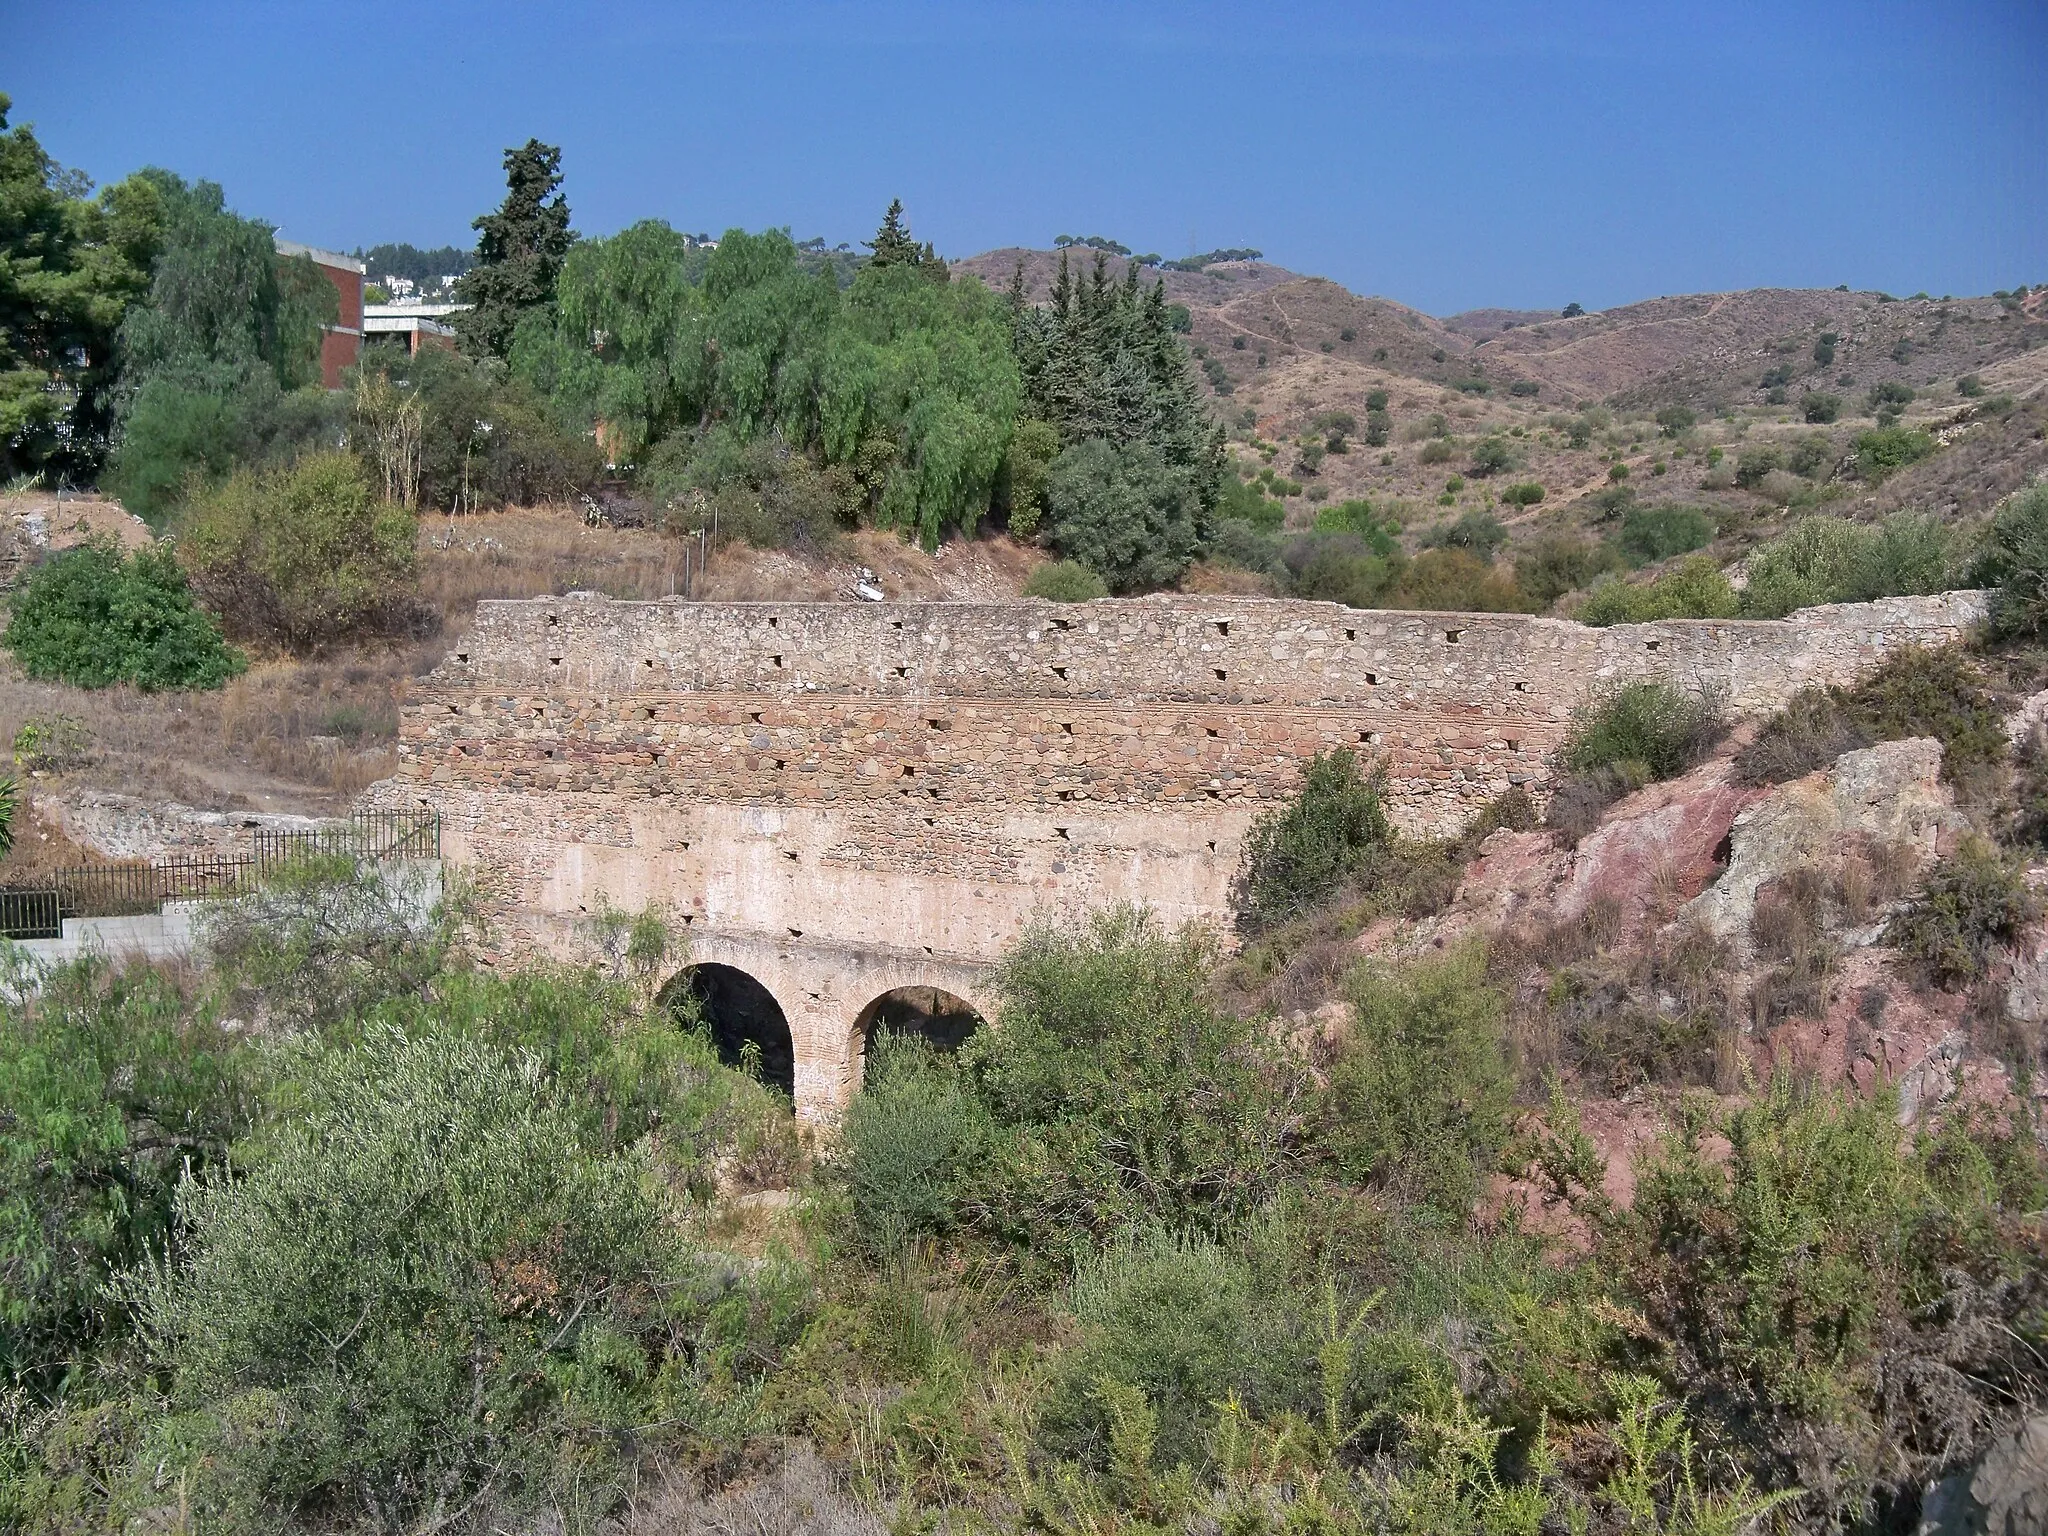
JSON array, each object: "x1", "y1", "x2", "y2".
[{"x1": 380, "y1": 589, "x2": 1985, "y2": 1115}]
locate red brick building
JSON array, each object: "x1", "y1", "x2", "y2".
[{"x1": 275, "y1": 239, "x2": 364, "y2": 387}]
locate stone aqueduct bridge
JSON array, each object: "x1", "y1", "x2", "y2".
[{"x1": 379, "y1": 590, "x2": 1984, "y2": 1117}]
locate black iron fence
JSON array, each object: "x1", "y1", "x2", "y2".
[
  {"x1": 252, "y1": 809, "x2": 441, "y2": 869},
  {"x1": 0, "y1": 888, "x2": 63, "y2": 940},
  {"x1": 0, "y1": 811, "x2": 441, "y2": 939}
]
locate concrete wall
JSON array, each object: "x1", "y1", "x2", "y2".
[
  {"x1": 377, "y1": 589, "x2": 1985, "y2": 1116},
  {"x1": 4, "y1": 903, "x2": 202, "y2": 973}
]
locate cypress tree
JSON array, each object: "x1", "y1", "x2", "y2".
[{"x1": 453, "y1": 139, "x2": 574, "y2": 359}]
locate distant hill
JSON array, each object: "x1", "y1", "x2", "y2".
[
  {"x1": 955, "y1": 247, "x2": 2047, "y2": 412},
  {"x1": 951, "y1": 247, "x2": 1302, "y2": 308},
  {"x1": 950, "y1": 245, "x2": 2048, "y2": 546}
]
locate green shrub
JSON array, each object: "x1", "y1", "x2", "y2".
[
  {"x1": 1734, "y1": 687, "x2": 1872, "y2": 785},
  {"x1": 1576, "y1": 556, "x2": 1738, "y2": 625},
  {"x1": 965, "y1": 909, "x2": 1305, "y2": 1247},
  {"x1": 106, "y1": 374, "x2": 345, "y2": 525},
  {"x1": 1288, "y1": 533, "x2": 1402, "y2": 607},
  {"x1": 642, "y1": 427, "x2": 847, "y2": 550},
  {"x1": 128, "y1": 1027, "x2": 699, "y2": 1530},
  {"x1": 1958, "y1": 374, "x2": 1984, "y2": 398},
  {"x1": 4, "y1": 543, "x2": 243, "y2": 691},
  {"x1": 1514, "y1": 533, "x2": 1623, "y2": 607},
  {"x1": 1320, "y1": 947, "x2": 1514, "y2": 1212},
  {"x1": 1024, "y1": 559, "x2": 1109, "y2": 602},
  {"x1": 1854, "y1": 645, "x2": 2008, "y2": 781},
  {"x1": 1312, "y1": 498, "x2": 1393, "y2": 542},
  {"x1": 1802, "y1": 392, "x2": 1841, "y2": 423},
  {"x1": 355, "y1": 344, "x2": 599, "y2": 513},
  {"x1": 201, "y1": 856, "x2": 467, "y2": 1033},
  {"x1": 1734, "y1": 445, "x2": 1782, "y2": 488},
  {"x1": 1968, "y1": 479, "x2": 2048, "y2": 640},
  {"x1": 1608, "y1": 1076, "x2": 2048, "y2": 1522},
  {"x1": 1046, "y1": 1230, "x2": 1286, "y2": 1470},
  {"x1": 1885, "y1": 839, "x2": 2041, "y2": 988},
  {"x1": 842, "y1": 1034, "x2": 987, "y2": 1251},
  {"x1": 1418, "y1": 438, "x2": 1455, "y2": 466},
  {"x1": 2007, "y1": 727, "x2": 2048, "y2": 848},
  {"x1": 1042, "y1": 440, "x2": 1209, "y2": 592},
  {"x1": 1852, "y1": 426, "x2": 1935, "y2": 481},
  {"x1": 1509, "y1": 379, "x2": 1540, "y2": 397},
  {"x1": 1854, "y1": 512, "x2": 1954, "y2": 599},
  {"x1": 1737, "y1": 646, "x2": 2006, "y2": 791},
  {"x1": 1561, "y1": 681, "x2": 1721, "y2": 780},
  {"x1": 0, "y1": 961, "x2": 253, "y2": 1394},
  {"x1": 1468, "y1": 438, "x2": 1513, "y2": 477},
  {"x1": 1211, "y1": 519, "x2": 1286, "y2": 581},
  {"x1": 1501, "y1": 481, "x2": 1544, "y2": 507},
  {"x1": 178, "y1": 451, "x2": 418, "y2": 651},
  {"x1": 1218, "y1": 473, "x2": 1286, "y2": 530},
  {"x1": 1392, "y1": 548, "x2": 1531, "y2": 613},
  {"x1": 1003, "y1": 417, "x2": 1061, "y2": 536},
  {"x1": 1236, "y1": 749, "x2": 1391, "y2": 936},
  {"x1": 1421, "y1": 508, "x2": 1507, "y2": 560},
  {"x1": 1615, "y1": 505, "x2": 1714, "y2": 565},
  {"x1": 1655, "y1": 405, "x2": 1695, "y2": 436},
  {"x1": 1740, "y1": 516, "x2": 1872, "y2": 616},
  {"x1": 11, "y1": 712, "x2": 93, "y2": 772},
  {"x1": 1739, "y1": 513, "x2": 1952, "y2": 618}
]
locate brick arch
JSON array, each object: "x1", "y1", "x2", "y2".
[
  {"x1": 659, "y1": 960, "x2": 797, "y2": 1101},
  {"x1": 847, "y1": 983, "x2": 988, "y2": 1090}
]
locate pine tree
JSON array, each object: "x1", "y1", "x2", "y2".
[
  {"x1": 453, "y1": 139, "x2": 573, "y2": 359},
  {"x1": 1012, "y1": 250, "x2": 1225, "y2": 558},
  {"x1": 866, "y1": 199, "x2": 920, "y2": 267}
]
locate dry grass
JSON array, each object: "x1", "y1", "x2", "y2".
[
  {"x1": 1494, "y1": 898, "x2": 1734, "y2": 1095},
  {"x1": 0, "y1": 652, "x2": 409, "y2": 819},
  {"x1": 419, "y1": 507, "x2": 1041, "y2": 618},
  {"x1": 605, "y1": 1441, "x2": 884, "y2": 1536},
  {"x1": 418, "y1": 503, "x2": 682, "y2": 643}
]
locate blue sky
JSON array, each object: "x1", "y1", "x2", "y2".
[{"x1": 12, "y1": 0, "x2": 2045, "y2": 315}]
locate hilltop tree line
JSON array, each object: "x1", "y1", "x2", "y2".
[{"x1": 2, "y1": 112, "x2": 1225, "y2": 592}]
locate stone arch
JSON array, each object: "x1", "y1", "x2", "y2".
[
  {"x1": 849, "y1": 984, "x2": 986, "y2": 1086},
  {"x1": 662, "y1": 962, "x2": 797, "y2": 1101}
]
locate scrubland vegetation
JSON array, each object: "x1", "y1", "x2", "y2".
[{"x1": 5, "y1": 771, "x2": 2044, "y2": 1533}]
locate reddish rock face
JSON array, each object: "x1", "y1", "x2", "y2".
[
  {"x1": 1413, "y1": 752, "x2": 1767, "y2": 953},
  {"x1": 1555, "y1": 758, "x2": 1767, "y2": 929}
]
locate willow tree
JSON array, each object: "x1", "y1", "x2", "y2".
[
  {"x1": 700, "y1": 228, "x2": 838, "y2": 439},
  {"x1": 515, "y1": 219, "x2": 708, "y2": 462},
  {"x1": 517, "y1": 218, "x2": 1020, "y2": 546},
  {"x1": 819, "y1": 262, "x2": 1019, "y2": 547}
]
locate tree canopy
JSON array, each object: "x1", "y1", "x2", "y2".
[
  {"x1": 453, "y1": 138, "x2": 573, "y2": 358},
  {"x1": 0, "y1": 94, "x2": 163, "y2": 483}
]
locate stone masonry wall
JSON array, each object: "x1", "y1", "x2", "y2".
[{"x1": 380, "y1": 589, "x2": 1985, "y2": 1115}]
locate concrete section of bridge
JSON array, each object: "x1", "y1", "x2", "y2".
[{"x1": 376, "y1": 590, "x2": 1984, "y2": 1118}]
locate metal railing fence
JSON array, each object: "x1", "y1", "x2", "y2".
[{"x1": 0, "y1": 811, "x2": 441, "y2": 938}]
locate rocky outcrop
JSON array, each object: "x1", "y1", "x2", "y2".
[
  {"x1": 1917, "y1": 1414, "x2": 2048, "y2": 1536},
  {"x1": 1680, "y1": 738, "x2": 1965, "y2": 957},
  {"x1": 1408, "y1": 755, "x2": 1767, "y2": 952},
  {"x1": 34, "y1": 790, "x2": 330, "y2": 862}
]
